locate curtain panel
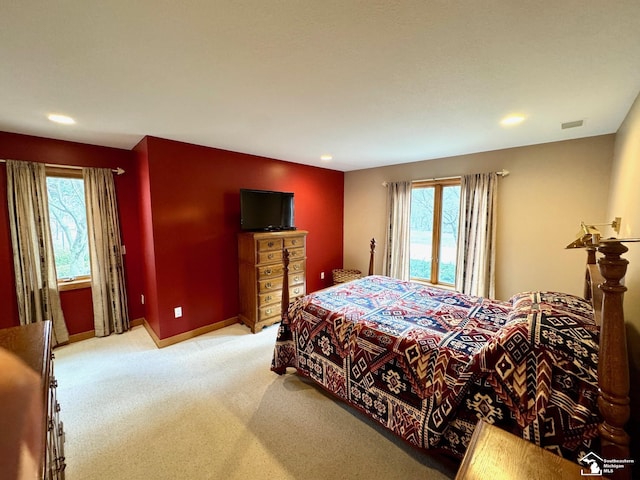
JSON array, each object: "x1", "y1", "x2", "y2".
[
  {"x1": 383, "y1": 181, "x2": 412, "y2": 280},
  {"x1": 83, "y1": 167, "x2": 130, "y2": 336},
  {"x1": 455, "y1": 172, "x2": 498, "y2": 297},
  {"x1": 5, "y1": 159, "x2": 69, "y2": 346}
]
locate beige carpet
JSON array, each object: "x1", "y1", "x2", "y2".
[{"x1": 54, "y1": 324, "x2": 459, "y2": 480}]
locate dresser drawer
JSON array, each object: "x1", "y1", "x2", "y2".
[
  {"x1": 258, "y1": 249, "x2": 283, "y2": 264},
  {"x1": 259, "y1": 273, "x2": 303, "y2": 293},
  {"x1": 289, "y1": 260, "x2": 305, "y2": 274},
  {"x1": 258, "y1": 276, "x2": 283, "y2": 292},
  {"x1": 284, "y1": 236, "x2": 305, "y2": 249},
  {"x1": 257, "y1": 260, "x2": 304, "y2": 280},
  {"x1": 287, "y1": 247, "x2": 305, "y2": 261},
  {"x1": 258, "y1": 290, "x2": 282, "y2": 307},
  {"x1": 290, "y1": 284, "x2": 305, "y2": 298},
  {"x1": 259, "y1": 304, "x2": 280, "y2": 322},
  {"x1": 257, "y1": 263, "x2": 285, "y2": 280},
  {"x1": 289, "y1": 272, "x2": 304, "y2": 286},
  {"x1": 257, "y1": 238, "x2": 283, "y2": 252}
]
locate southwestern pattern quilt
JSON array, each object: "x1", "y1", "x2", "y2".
[{"x1": 271, "y1": 275, "x2": 600, "y2": 461}]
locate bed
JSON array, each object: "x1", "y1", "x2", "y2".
[{"x1": 271, "y1": 240, "x2": 632, "y2": 478}]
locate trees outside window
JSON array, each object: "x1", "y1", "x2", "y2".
[
  {"x1": 46, "y1": 174, "x2": 90, "y2": 280},
  {"x1": 409, "y1": 180, "x2": 460, "y2": 285}
]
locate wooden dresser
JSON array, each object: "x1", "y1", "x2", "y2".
[
  {"x1": 0, "y1": 321, "x2": 66, "y2": 479},
  {"x1": 238, "y1": 230, "x2": 308, "y2": 333}
]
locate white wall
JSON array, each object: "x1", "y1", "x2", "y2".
[
  {"x1": 606, "y1": 89, "x2": 640, "y2": 456},
  {"x1": 608, "y1": 91, "x2": 640, "y2": 368},
  {"x1": 344, "y1": 134, "x2": 614, "y2": 301}
]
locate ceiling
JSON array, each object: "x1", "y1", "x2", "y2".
[{"x1": 2, "y1": 2, "x2": 640, "y2": 172}]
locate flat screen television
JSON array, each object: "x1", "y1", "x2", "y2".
[{"x1": 240, "y1": 189, "x2": 296, "y2": 232}]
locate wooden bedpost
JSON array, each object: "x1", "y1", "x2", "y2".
[
  {"x1": 596, "y1": 240, "x2": 631, "y2": 479},
  {"x1": 368, "y1": 238, "x2": 376, "y2": 276},
  {"x1": 281, "y1": 248, "x2": 290, "y2": 321},
  {"x1": 585, "y1": 246, "x2": 604, "y2": 326},
  {"x1": 585, "y1": 246, "x2": 597, "y2": 300}
]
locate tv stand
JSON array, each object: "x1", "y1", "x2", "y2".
[{"x1": 237, "y1": 230, "x2": 308, "y2": 333}]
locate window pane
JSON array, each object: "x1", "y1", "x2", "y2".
[
  {"x1": 409, "y1": 187, "x2": 434, "y2": 281},
  {"x1": 46, "y1": 177, "x2": 91, "y2": 279},
  {"x1": 438, "y1": 185, "x2": 460, "y2": 284}
]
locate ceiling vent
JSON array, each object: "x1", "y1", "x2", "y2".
[{"x1": 561, "y1": 119, "x2": 584, "y2": 129}]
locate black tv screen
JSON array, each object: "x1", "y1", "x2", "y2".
[{"x1": 240, "y1": 189, "x2": 295, "y2": 231}]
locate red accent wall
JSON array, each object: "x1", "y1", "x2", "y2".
[
  {"x1": 0, "y1": 131, "x2": 144, "y2": 333},
  {"x1": 0, "y1": 158, "x2": 17, "y2": 330},
  {"x1": 59, "y1": 288, "x2": 95, "y2": 334},
  {"x1": 0, "y1": 131, "x2": 344, "y2": 342},
  {"x1": 134, "y1": 138, "x2": 161, "y2": 338},
  {"x1": 137, "y1": 136, "x2": 344, "y2": 340}
]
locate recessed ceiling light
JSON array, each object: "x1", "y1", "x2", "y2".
[
  {"x1": 320, "y1": 154, "x2": 333, "y2": 161},
  {"x1": 48, "y1": 113, "x2": 76, "y2": 125},
  {"x1": 500, "y1": 115, "x2": 526, "y2": 127}
]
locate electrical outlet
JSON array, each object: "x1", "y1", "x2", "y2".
[
  {"x1": 174, "y1": 306, "x2": 182, "y2": 318},
  {"x1": 141, "y1": 294, "x2": 145, "y2": 305},
  {"x1": 320, "y1": 271, "x2": 325, "y2": 280}
]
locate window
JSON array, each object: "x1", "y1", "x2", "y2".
[
  {"x1": 46, "y1": 169, "x2": 91, "y2": 288},
  {"x1": 409, "y1": 179, "x2": 460, "y2": 286}
]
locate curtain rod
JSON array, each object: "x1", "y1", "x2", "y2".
[
  {"x1": 382, "y1": 169, "x2": 509, "y2": 187},
  {"x1": 0, "y1": 159, "x2": 125, "y2": 175},
  {"x1": 412, "y1": 169, "x2": 509, "y2": 184}
]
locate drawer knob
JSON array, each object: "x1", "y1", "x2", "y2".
[
  {"x1": 265, "y1": 269, "x2": 272, "y2": 275},
  {"x1": 292, "y1": 239, "x2": 298, "y2": 245},
  {"x1": 265, "y1": 296, "x2": 272, "y2": 302},
  {"x1": 265, "y1": 282, "x2": 272, "y2": 289},
  {"x1": 293, "y1": 288, "x2": 300, "y2": 294},
  {"x1": 268, "y1": 253, "x2": 274, "y2": 259},
  {"x1": 268, "y1": 241, "x2": 274, "y2": 248},
  {"x1": 266, "y1": 309, "x2": 272, "y2": 315},
  {"x1": 294, "y1": 265, "x2": 300, "y2": 271}
]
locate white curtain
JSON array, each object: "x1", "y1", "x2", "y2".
[
  {"x1": 455, "y1": 172, "x2": 498, "y2": 297},
  {"x1": 83, "y1": 167, "x2": 130, "y2": 336},
  {"x1": 5, "y1": 159, "x2": 69, "y2": 346},
  {"x1": 383, "y1": 181, "x2": 412, "y2": 280}
]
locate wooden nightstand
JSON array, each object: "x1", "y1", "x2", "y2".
[{"x1": 455, "y1": 421, "x2": 590, "y2": 480}]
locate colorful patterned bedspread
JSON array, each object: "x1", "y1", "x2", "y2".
[{"x1": 271, "y1": 275, "x2": 600, "y2": 461}]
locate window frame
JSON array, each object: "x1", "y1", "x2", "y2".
[
  {"x1": 410, "y1": 178, "x2": 461, "y2": 287},
  {"x1": 46, "y1": 167, "x2": 92, "y2": 291}
]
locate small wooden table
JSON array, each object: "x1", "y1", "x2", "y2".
[{"x1": 455, "y1": 421, "x2": 591, "y2": 480}]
